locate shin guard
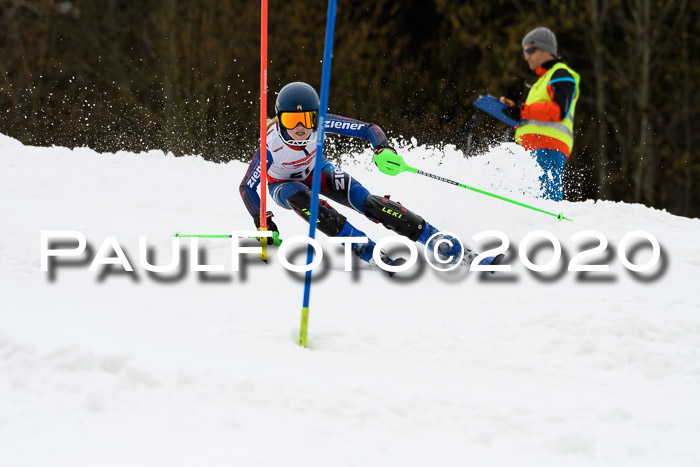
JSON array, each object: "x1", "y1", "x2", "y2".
[
  {"x1": 364, "y1": 194, "x2": 426, "y2": 241},
  {"x1": 287, "y1": 190, "x2": 347, "y2": 237}
]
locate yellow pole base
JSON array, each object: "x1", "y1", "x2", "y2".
[
  {"x1": 258, "y1": 227, "x2": 268, "y2": 262},
  {"x1": 299, "y1": 307, "x2": 309, "y2": 347}
]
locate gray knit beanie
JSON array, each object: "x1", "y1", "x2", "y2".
[{"x1": 522, "y1": 27, "x2": 558, "y2": 55}]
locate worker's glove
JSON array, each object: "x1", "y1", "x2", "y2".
[{"x1": 253, "y1": 211, "x2": 279, "y2": 245}]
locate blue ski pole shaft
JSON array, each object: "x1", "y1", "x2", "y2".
[{"x1": 300, "y1": 0, "x2": 337, "y2": 348}]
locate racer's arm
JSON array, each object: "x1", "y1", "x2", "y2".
[
  {"x1": 325, "y1": 114, "x2": 390, "y2": 149},
  {"x1": 239, "y1": 148, "x2": 273, "y2": 221}
]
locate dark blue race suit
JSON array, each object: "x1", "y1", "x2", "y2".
[{"x1": 240, "y1": 114, "x2": 389, "y2": 222}]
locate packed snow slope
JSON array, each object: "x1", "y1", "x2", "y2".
[{"x1": 1, "y1": 132, "x2": 699, "y2": 467}]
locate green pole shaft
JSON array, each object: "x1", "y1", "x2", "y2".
[
  {"x1": 173, "y1": 234, "x2": 231, "y2": 238},
  {"x1": 172, "y1": 232, "x2": 283, "y2": 246},
  {"x1": 414, "y1": 169, "x2": 572, "y2": 222}
]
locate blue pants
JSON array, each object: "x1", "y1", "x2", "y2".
[
  {"x1": 532, "y1": 149, "x2": 567, "y2": 201},
  {"x1": 269, "y1": 158, "x2": 370, "y2": 213},
  {"x1": 268, "y1": 158, "x2": 461, "y2": 261}
]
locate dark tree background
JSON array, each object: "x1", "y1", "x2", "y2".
[{"x1": 1, "y1": 0, "x2": 698, "y2": 217}]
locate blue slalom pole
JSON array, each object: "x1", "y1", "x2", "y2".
[{"x1": 299, "y1": 0, "x2": 337, "y2": 347}]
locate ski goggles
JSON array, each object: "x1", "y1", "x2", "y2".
[
  {"x1": 279, "y1": 111, "x2": 318, "y2": 130},
  {"x1": 523, "y1": 46, "x2": 538, "y2": 55}
]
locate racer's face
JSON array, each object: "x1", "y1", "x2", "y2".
[{"x1": 288, "y1": 123, "x2": 313, "y2": 142}]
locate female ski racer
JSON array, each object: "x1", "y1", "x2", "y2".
[{"x1": 240, "y1": 81, "x2": 498, "y2": 271}]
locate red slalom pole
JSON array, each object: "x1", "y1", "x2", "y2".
[{"x1": 259, "y1": 0, "x2": 269, "y2": 261}]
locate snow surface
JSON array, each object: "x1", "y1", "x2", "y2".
[{"x1": 1, "y1": 132, "x2": 700, "y2": 466}]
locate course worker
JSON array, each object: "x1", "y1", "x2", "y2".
[{"x1": 500, "y1": 27, "x2": 580, "y2": 201}]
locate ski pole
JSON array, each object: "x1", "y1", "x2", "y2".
[
  {"x1": 373, "y1": 150, "x2": 572, "y2": 222},
  {"x1": 464, "y1": 109, "x2": 479, "y2": 157},
  {"x1": 299, "y1": 0, "x2": 338, "y2": 348},
  {"x1": 172, "y1": 232, "x2": 282, "y2": 246}
]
